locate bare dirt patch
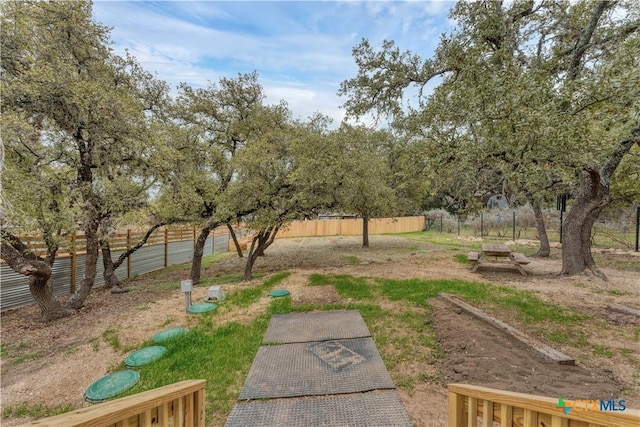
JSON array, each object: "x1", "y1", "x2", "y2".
[
  {"x1": 1, "y1": 235, "x2": 639, "y2": 427},
  {"x1": 429, "y1": 297, "x2": 620, "y2": 399}
]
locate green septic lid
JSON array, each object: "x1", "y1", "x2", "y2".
[
  {"x1": 152, "y1": 327, "x2": 187, "y2": 343},
  {"x1": 84, "y1": 370, "x2": 140, "y2": 403},
  {"x1": 125, "y1": 346, "x2": 167, "y2": 368},
  {"x1": 187, "y1": 302, "x2": 217, "y2": 314},
  {"x1": 270, "y1": 289, "x2": 290, "y2": 298}
]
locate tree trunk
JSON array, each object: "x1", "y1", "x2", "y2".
[
  {"x1": 362, "y1": 215, "x2": 370, "y2": 247},
  {"x1": 560, "y1": 131, "x2": 639, "y2": 279},
  {"x1": 101, "y1": 223, "x2": 164, "y2": 293},
  {"x1": 227, "y1": 222, "x2": 243, "y2": 258},
  {"x1": 243, "y1": 225, "x2": 280, "y2": 280},
  {"x1": 530, "y1": 200, "x2": 550, "y2": 257},
  {"x1": 66, "y1": 216, "x2": 100, "y2": 309},
  {"x1": 190, "y1": 223, "x2": 215, "y2": 285},
  {"x1": 1, "y1": 234, "x2": 73, "y2": 321},
  {"x1": 560, "y1": 169, "x2": 609, "y2": 279},
  {"x1": 101, "y1": 241, "x2": 128, "y2": 294},
  {"x1": 243, "y1": 235, "x2": 262, "y2": 281}
]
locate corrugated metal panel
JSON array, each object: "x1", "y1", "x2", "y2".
[
  {"x1": 130, "y1": 244, "x2": 165, "y2": 277},
  {"x1": 1, "y1": 232, "x2": 230, "y2": 312},
  {"x1": 168, "y1": 240, "x2": 195, "y2": 266},
  {"x1": 1, "y1": 265, "x2": 36, "y2": 311},
  {"x1": 1, "y1": 258, "x2": 72, "y2": 311},
  {"x1": 51, "y1": 257, "x2": 72, "y2": 296},
  {"x1": 213, "y1": 235, "x2": 230, "y2": 253}
]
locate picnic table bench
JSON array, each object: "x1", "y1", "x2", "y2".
[{"x1": 468, "y1": 244, "x2": 530, "y2": 276}]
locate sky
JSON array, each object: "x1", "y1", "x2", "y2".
[{"x1": 92, "y1": 1, "x2": 456, "y2": 125}]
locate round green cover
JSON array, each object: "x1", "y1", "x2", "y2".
[
  {"x1": 269, "y1": 289, "x2": 290, "y2": 298},
  {"x1": 187, "y1": 302, "x2": 217, "y2": 314},
  {"x1": 84, "y1": 370, "x2": 140, "y2": 403},
  {"x1": 124, "y1": 346, "x2": 167, "y2": 368},
  {"x1": 152, "y1": 327, "x2": 187, "y2": 343}
]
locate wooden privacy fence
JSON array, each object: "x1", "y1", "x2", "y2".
[
  {"x1": 277, "y1": 216, "x2": 425, "y2": 239},
  {"x1": 448, "y1": 383, "x2": 639, "y2": 427},
  {"x1": 17, "y1": 380, "x2": 206, "y2": 427}
]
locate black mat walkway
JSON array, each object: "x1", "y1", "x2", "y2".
[
  {"x1": 226, "y1": 310, "x2": 413, "y2": 427},
  {"x1": 263, "y1": 310, "x2": 372, "y2": 344}
]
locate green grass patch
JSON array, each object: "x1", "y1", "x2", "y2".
[
  {"x1": 378, "y1": 278, "x2": 492, "y2": 307},
  {"x1": 201, "y1": 252, "x2": 235, "y2": 269},
  {"x1": 309, "y1": 274, "x2": 376, "y2": 300},
  {"x1": 454, "y1": 254, "x2": 472, "y2": 265},
  {"x1": 392, "y1": 231, "x2": 481, "y2": 250},
  {"x1": 11, "y1": 351, "x2": 46, "y2": 366},
  {"x1": 262, "y1": 271, "x2": 291, "y2": 287},
  {"x1": 378, "y1": 277, "x2": 590, "y2": 346},
  {"x1": 225, "y1": 272, "x2": 291, "y2": 308},
  {"x1": 602, "y1": 289, "x2": 631, "y2": 296},
  {"x1": 592, "y1": 344, "x2": 615, "y2": 357},
  {"x1": 123, "y1": 318, "x2": 268, "y2": 425},
  {"x1": 160, "y1": 272, "x2": 267, "y2": 291},
  {"x1": 102, "y1": 329, "x2": 122, "y2": 352},
  {"x1": 201, "y1": 274, "x2": 244, "y2": 285},
  {"x1": 346, "y1": 255, "x2": 361, "y2": 265},
  {"x1": 2, "y1": 404, "x2": 74, "y2": 419}
]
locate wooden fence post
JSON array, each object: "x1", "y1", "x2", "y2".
[
  {"x1": 126, "y1": 229, "x2": 131, "y2": 279},
  {"x1": 70, "y1": 233, "x2": 77, "y2": 294},
  {"x1": 164, "y1": 227, "x2": 169, "y2": 267}
]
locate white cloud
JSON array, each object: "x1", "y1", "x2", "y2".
[{"x1": 93, "y1": 1, "x2": 455, "y2": 125}]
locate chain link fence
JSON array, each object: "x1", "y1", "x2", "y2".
[{"x1": 423, "y1": 205, "x2": 640, "y2": 251}]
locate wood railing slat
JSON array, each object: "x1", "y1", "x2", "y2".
[
  {"x1": 468, "y1": 397, "x2": 478, "y2": 427},
  {"x1": 158, "y1": 402, "x2": 170, "y2": 427},
  {"x1": 483, "y1": 400, "x2": 494, "y2": 427},
  {"x1": 448, "y1": 384, "x2": 639, "y2": 427},
  {"x1": 500, "y1": 404, "x2": 513, "y2": 427},
  {"x1": 551, "y1": 414, "x2": 569, "y2": 427},
  {"x1": 16, "y1": 380, "x2": 205, "y2": 427},
  {"x1": 523, "y1": 408, "x2": 536, "y2": 427},
  {"x1": 449, "y1": 391, "x2": 466, "y2": 427}
]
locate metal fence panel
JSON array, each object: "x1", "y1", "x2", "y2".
[
  {"x1": 168, "y1": 240, "x2": 194, "y2": 266},
  {"x1": 1, "y1": 258, "x2": 73, "y2": 311},
  {"x1": 130, "y1": 245, "x2": 165, "y2": 278},
  {"x1": 213, "y1": 235, "x2": 229, "y2": 254}
]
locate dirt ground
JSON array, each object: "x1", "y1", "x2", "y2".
[{"x1": 1, "y1": 234, "x2": 639, "y2": 426}]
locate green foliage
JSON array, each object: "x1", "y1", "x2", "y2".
[{"x1": 340, "y1": 0, "x2": 640, "y2": 247}]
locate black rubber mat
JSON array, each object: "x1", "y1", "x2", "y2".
[
  {"x1": 239, "y1": 338, "x2": 395, "y2": 399},
  {"x1": 226, "y1": 391, "x2": 413, "y2": 427},
  {"x1": 263, "y1": 310, "x2": 371, "y2": 344}
]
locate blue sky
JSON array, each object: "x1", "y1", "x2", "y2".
[{"x1": 92, "y1": 1, "x2": 456, "y2": 124}]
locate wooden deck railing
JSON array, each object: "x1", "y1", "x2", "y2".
[
  {"x1": 448, "y1": 384, "x2": 639, "y2": 427},
  {"x1": 17, "y1": 380, "x2": 206, "y2": 427}
]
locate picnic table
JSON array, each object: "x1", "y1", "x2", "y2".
[{"x1": 468, "y1": 243, "x2": 530, "y2": 276}]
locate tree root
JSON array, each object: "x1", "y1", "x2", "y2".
[
  {"x1": 557, "y1": 266, "x2": 608, "y2": 281},
  {"x1": 42, "y1": 307, "x2": 75, "y2": 322},
  {"x1": 110, "y1": 286, "x2": 129, "y2": 294}
]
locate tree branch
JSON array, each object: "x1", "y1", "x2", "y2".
[{"x1": 567, "y1": 1, "x2": 611, "y2": 81}]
